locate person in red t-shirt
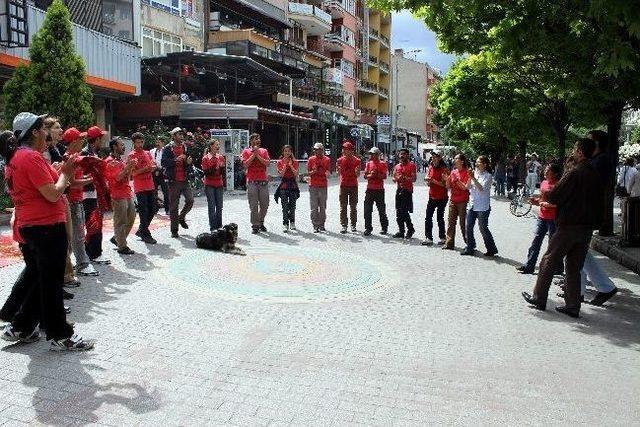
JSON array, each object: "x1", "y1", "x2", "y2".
[
  {"x1": 241, "y1": 133, "x2": 271, "y2": 234},
  {"x1": 307, "y1": 142, "x2": 331, "y2": 232},
  {"x1": 105, "y1": 138, "x2": 137, "y2": 255},
  {"x1": 129, "y1": 132, "x2": 158, "y2": 244},
  {"x1": 443, "y1": 153, "x2": 470, "y2": 250},
  {"x1": 337, "y1": 140, "x2": 360, "y2": 233},
  {"x1": 422, "y1": 150, "x2": 449, "y2": 245},
  {"x1": 363, "y1": 147, "x2": 389, "y2": 236},
  {"x1": 275, "y1": 145, "x2": 299, "y2": 232},
  {"x1": 201, "y1": 139, "x2": 226, "y2": 231},
  {"x1": 517, "y1": 163, "x2": 561, "y2": 274},
  {"x1": 392, "y1": 148, "x2": 417, "y2": 239}
]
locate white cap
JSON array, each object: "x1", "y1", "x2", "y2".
[
  {"x1": 368, "y1": 147, "x2": 380, "y2": 154},
  {"x1": 169, "y1": 127, "x2": 183, "y2": 135},
  {"x1": 13, "y1": 112, "x2": 47, "y2": 142},
  {"x1": 432, "y1": 149, "x2": 443, "y2": 156},
  {"x1": 313, "y1": 142, "x2": 324, "y2": 150}
]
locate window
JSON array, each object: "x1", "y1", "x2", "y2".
[
  {"x1": 334, "y1": 58, "x2": 355, "y2": 79},
  {"x1": 102, "y1": 0, "x2": 135, "y2": 41},
  {"x1": 142, "y1": 27, "x2": 182, "y2": 57}
]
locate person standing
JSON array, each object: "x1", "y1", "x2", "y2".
[
  {"x1": 81, "y1": 126, "x2": 110, "y2": 265},
  {"x1": 1, "y1": 112, "x2": 94, "y2": 350},
  {"x1": 308, "y1": 142, "x2": 331, "y2": 232},
  {"x1": 201, "y1": 139, "x2": 225, "y2": 232},
  {"x1": 363, "y1": 147, "x2": 388, "y2": 236},
  {"x1": 392, "y1": 148, "x2": 417, "y2": 239},
  {"x1": 105, "y1": 138, "x2": 137, "y2": 255},
  {"x1": 337, "y1": 141, "x2": 360, "y2": 233},
  {"x1": 161, "y1": 127, "x2": 194, "y2": 238},
  {"x1": 617, "y1": 157, "x2": 636, "y2": 197},
  {"x1": 149, "y1": 137, "x2": 169, "y2": 215},
  {"x1": 422, "y1": 150, "x2": 448, "y2": 245},
  {"x1": 517, "y1": 164, "x2": 561, "y2": 274},
  {"x1": 525, "y1": 153, "x2": 542, "y2": 194},
  {"x1": 587, "y1": 130, "x2": 614, "y2": 236},
  {"x1": 241, "y1": 133, "x2": 270, "y2": 234},
  {"x1": 128, "y1": 132, "x2": 157, "y2": 244},
  {"x1": 275, "y1": 145, "x2": 299, "y2": 232},
  {"x1": 461, "y1": 156, "x2": 498, "y2": 256},
  {"x1": 494, "y1": 159, "x2": 506, "y2": 196},
  {"x1": 522, "y1": 138, "x2": 604, "y2": 318},
  {"x1": 443, "y1": 154, "x2": 470, "y2": 250}
]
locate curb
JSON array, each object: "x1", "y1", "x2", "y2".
[{"x1": 591, "y1": 235, "x2": 640, "y2": 275}]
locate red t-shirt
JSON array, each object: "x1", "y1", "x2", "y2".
[
  {"x1": 105, "y1": 156, "x2": 132, "y2": 200},
  {"x1": 337, "y1": 155, "x2": 361, "y2": 187},
  {"x1": 428, "y1": 164, "x2": 448, "y2": 200},
  {"x1": 241, "y1": 147, "x2": 270, "y2": 182},
  {"x1": 129, "y1": 149, "x2": 155, "y2": 193},
  {"x1": 539, "y1": 179, "x2": 557, "y2": 220},
  {"x1": 364, "y1": 159, "x2": 387, "y2": 190},
  {"x1": 68, "y1": 159, "x2": 85, "y2": 203},
  {"x1": 201, "y1": 153, "x2": 225, "y2": 187},
  {"x1": 308, "y1": 155, "x2": 331, "y2": 187},
  {"x1": 6, "y1": 148, "x2": 66, "y2": 230},
  {"x1": 276, "y1": 158, "x2": 299, "y2": 179},
  {"x1": 447, "y1": 168, "x2": 470, "y2": 203},
  {"x1": 394, "y1": 162, "x2": 417, "y2": 192},
  {"x1": 172, "y1": 144, "x2": 186, "y2": 182}
]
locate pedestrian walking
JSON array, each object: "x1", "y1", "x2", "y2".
[
  {"x1": 275, "y1": 145, "x2": 299, "y2": 232},
  {"x1": 241, "y1": 133, "x2": 270, "y2": 234},
  {"x1": 162, "y1": 127, "x2": 194, "y2": 238},
  {"x1": 422, "y1": 149, "x2": 448, "y2": 245},
  {"x1": 308, "y1": 142, "x2": 330, "y2": 232},
  {"x1": 337, "y1": 140, "x2": 360, "y2": 233},
  {"x1": 525, "y1": 153, "x2": 542, "y2": 194},
  {"x1": 149, "y1": 137, "x2": 169, "y2": 215},
  {"x1": 517, "y1": 163, "x2": 561, "y2": 274},
  {"x1": 128, "y1": 132, "x2": 157, "y2": 244},
  {"x1": 460, "y1": 155, "x2": 498, "y2": 256},
  {"x1": 0, "y1": 112, "x2": 94, "y2": 351},
  {"x1": 392, "y1": 148, "x2": 416, "y2": 239},
  {"x1": 105, "y1": 138, "x2": 137, "y2": 255},
  {"x1": 523, "y1": 138, "x2": 604, "y2": 318},
  {"x1": 443, "y1": 153, "x2": 470, "y2": 250},
  {"x1": 363, "y1": 147, "x2": 389, "y2": 236},
  {"x1": 201, "y1": 139, "x2": 225, "y2": 232}
]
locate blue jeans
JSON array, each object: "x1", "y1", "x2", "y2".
[
  {"x1": 580, "y1": 251, "x2": 615, "y2": 295},
  {"x1": 464, "y1": 209, "x2": 497, "y2": 253},
  {"x1": 524, "y1": 218, "x2": 556, "y2": 271},
  {"x1": 204, "y1": 185, "x2": 224, "y2": 231}
]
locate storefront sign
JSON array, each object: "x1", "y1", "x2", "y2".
[{"x1": 314, "y1": 106, "x2": 349, "y2": 126}]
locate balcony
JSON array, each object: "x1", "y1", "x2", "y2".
[
  {"x1": 378, "y1": 87, "x2": 389, "y2": 98},
  {"x1": 379, "y1": 61, "x2": 389, "y2": 73},
  {"x1": 324, "y1": 25, "x2": 356, "y2": 51},
  {"x1": 368, "y1": 55, "x2": 378, "y2": 66},
  {"x1": 357, "y1": 80, "x2": 377, "y2": 95},
  {"x1": 323, "y1": 67, "x2": 344, "y2": 87},
  {"x1": 380, "y1": 34, "x2": 390, "y2": 47},
  {"x1": 307, "y1": 37, "x2": 331, "y2": 58},
  {"x1": 288, "y1": 2, "x2": 332, "y2": 36},
  {"x1": 368, "y1": 27, "x2": 379, "y2": 41},
  {"x1": 323, "y1": 0, "x2": 357, "y2": 19}
]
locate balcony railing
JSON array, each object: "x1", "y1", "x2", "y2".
[
  {"x1": 307, "y1": 38, "x2": 330, "y2": 57},
  {"x1": 360, "y1": 107, "x2": 377, "y2": 116},
  {"x1": 325, "y1": 25, "x2": 356, "y2": 48},
  {"x1": 380, "y1": 34, "x2": 390, "y2": 46},
  {"x1": 322, "y1": 0, "x2": 356, "y2": 16},
  {"x1": 249, "y1": 42, "x2": 308, "y2": 73},
  {"x1": 379, "y1": 61, "x2": 389, "y2": 73},
  {"x1": 368, "y1": 55, "x2": 378, "y2": 65},
  {"x1": 357, "y1": 80, "x2": 377, "y2": 94},
  {"x1": 368, "y1": 27, "x2": 379, "y2": 39},
  {"x1": 289, "y1": 2, "x2": 332, "y2": 26},
  {"x1": 378, "y1": 87, "x2": 389, "y2": 97}
]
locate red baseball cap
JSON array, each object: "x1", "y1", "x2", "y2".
[
  {"x1": 342, "y1": 141, "x2": 354, "y2": 150},
  {"x1": 86, "y1": 125, "x2": 107, "y2": 139},
  {"x1": 62, "y1": 127, "x2": 87, "y2": 144}
]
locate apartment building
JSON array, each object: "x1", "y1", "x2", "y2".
[{"x1": 141, "y1": 0, "x2": 206, "y2": 56}]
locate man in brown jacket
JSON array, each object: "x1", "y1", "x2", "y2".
[{"x1": 522, "y1": 138, "x2": 604, "y2": 318}]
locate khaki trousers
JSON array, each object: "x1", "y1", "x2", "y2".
[
  {"x1": 247, "y1": 181, "x2": 269, "y2": 228},
  {"x1": 445, "y1": 201, "x2": 467, "y2": 248},
  {"x1": 309, "y1": 186, "x2": 328, "y2": 228},
  {"x1": 111, "y1": 198, "x2": 136, "y2": 249},
  {"x1": 339, "y1": 186, "x2": 358, "y2": 227}
]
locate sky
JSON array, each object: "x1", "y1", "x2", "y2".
[{"x1": 391, "y1": 10, "x2": 458, "y2": 74}]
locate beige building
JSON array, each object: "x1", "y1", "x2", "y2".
[{"x1": 141, "y1": 0, "x2": 206, "y2": 57}]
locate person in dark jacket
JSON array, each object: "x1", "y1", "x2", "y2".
[
  {"x1": 587, "y1": 130, "x2": 614, "y2": 236},
  {"x1": 522, "y1": 138, "x2": 604, "y2": 318},
  {"x1": 161, "y1": 127, "x2": 194, "y2": 238}
]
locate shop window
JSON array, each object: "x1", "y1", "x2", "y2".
[{"x1": 142, "y1": 26, "x2": 182, "y2": 57}]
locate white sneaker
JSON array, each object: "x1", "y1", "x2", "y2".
[
  {"x1": 283, "y1": 224, "x2": 289, "y2": 233},
  {"x1": 437, "y1": 239, "x2": 446, "y2": 245},
  {"x1": 340, "y1": 226, "x2": 348, "y2": 234},
  {"x1": 290, "y1": 222, "x2": 296, "y2": 231},
  {"x1": 1, "y1": 325, "x2": 40, "y2": 343},
  {"x1": 49, "y1": 334, "x2": 95, "y2": 352},
  {"x1": 90, "y1": 256, "x2": 111, "y2": 265},
  {"x1": 421, "y1": 238, "x2": 434, "y2": 246},
  {"x1": 351, "y1": 225, "x2": 357, "y2": 233},
  {"x1": 76, "y1": 263, "x2": 98, "y2": 276}
]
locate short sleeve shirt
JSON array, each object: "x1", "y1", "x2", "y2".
[
  {"x1": 394, "y1": 162, "x2": 417, "y2": 192},
  {"x1": 172, "y1": 144, "x2": 186, "y2": 182},
  {"x1": 241, "y1": 147, "x2": 270, "y2": 182},
  {"x1": 105, "y1": 156, "x2": 132, "y2": 200},
  {"x1": 468, "y1": 170, "x2": 492, "y2": 211},
  {"x1": 276, "y1": 158, "x2": 299, "y2": 180},
  {"x1": 337, "y1": 156, "x2": 361, "y2": 187},
  {"x1": 448, "y1": 168, "x2": 470, "y2": 203},
  {"x1": 128, "y1": 149, "x2": 155, "y2": 193},
  {"x1": 308, "y1": 155, "x2": 331, "y2": 187},
  {"x1": 539, "y1": 180, "x2": 557, "y2": 220},
  {"x1": 428, "y1": 165, "x2": 448, "y2": 200},
  {"x1": 201, "y1": 153, "x2": 225, "y2": 187},
  {"x1": 365, "y1": 160, "x2": 387, "y2": 190}
]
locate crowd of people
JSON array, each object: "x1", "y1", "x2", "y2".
[{"x1": 0, "y1": 109, "x2": 621, "y2": 351}]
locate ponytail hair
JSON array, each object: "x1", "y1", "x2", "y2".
[{"x1": 0, "y1": 130, "x2": 18, "y2": 162}]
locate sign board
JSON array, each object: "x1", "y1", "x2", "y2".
[
  {"x1": 314, "y1": 106, "x2": 349, "y2": 126},
  {"x1": 376, "y1": 114, "x2": 391, "y2": 125},
  {"x1": 377, "y1": 124, "x2": 391, "y2": 145}
]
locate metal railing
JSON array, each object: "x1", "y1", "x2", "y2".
[{"x1": 288, "y1": 2, "x2": 332, "y2": 26}]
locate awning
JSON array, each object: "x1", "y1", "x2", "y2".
[
  {"x1": 231, "y1": 0, "x2": 292, "y2": 28},
  {"x1": 179, "y1": 102, "x2": 258, "y2": 120},
  {"x1": 258, "y1": 107, "x2": 317, "y2": 122}
]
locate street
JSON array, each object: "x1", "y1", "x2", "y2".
[{"x1": 0, "y1": 176, "x2": 638, "y2": 425}]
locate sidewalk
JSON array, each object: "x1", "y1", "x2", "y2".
[{"x1": 591, "y1": 202, "x2": 640, "y2": 274}]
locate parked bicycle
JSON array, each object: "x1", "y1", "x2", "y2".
[
  {"x1": 189, "y1": 166, "x2": 205, "y2": 197},
  {"x1": 509, "y1": 183, "x2": 533, "y2": 217}
]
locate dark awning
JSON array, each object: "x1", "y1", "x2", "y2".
[{"x1": 221, "y1": 0, "x2": 292, "y2": 28}]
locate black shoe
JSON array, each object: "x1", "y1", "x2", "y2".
[
  {"x1": 460, "y1": 249, "x2": 474, "y2": 256},
  {"x1": 441, "y1": 246, "x2": 455, "y2": 250},
  {"x1": 63, "y1": 290, "x2": 74, "y2": 300},
  {"x1": 142, "y1": 235, "x2": 157, "y2": 244},
  {"x1": 171, "y1": 232, "x2": 179, "y2": 238},
  {"x1": 484, "y1": 250, "x2": 498, "y2": 257},
  {"x1": 109, "y1": 236, "x2": 117, "y2": 246},
  {"x1": 259, "y1": 225, "x2": 267, "y2": 232},
  {"x1": 179, "y1": 219, "x2": 189, "y2": 229},
  {"x1": 405, "y1": 228, "x2": 415, "y2": 239},
  {"x1": 392, "y1": 232, "x2": 404, "y2": 238},
  {"x1": 319, "y1": 226, "x2": 326, "y2": 232},
  {"x1": 555, "y1": 305, "x2": 580, "y2": 318},
  {"x1": 252, "y1": 228, "x2": 259, "y2": 234},
  {"x1": 588, "y1": 288, "x2": 618, "y2": 306},
  {"x1": 556, "y1": 293, "x2": 585, "y2": 302},
  {"x1": 135, "y1": 230, "x2": 143, "y2": 238},
  {"x1": 522, "y1": 292, "x2": 546, "y2": 311},
  {"x1": 380, "y1": 229, "x2": 387, "y2": 235},
  {"x1": 314, "y1": 228, "x2": 320, "y2": 233},
  {"x1": 363, "y1": 229, "x2": 372, "y2": 236},
  {"x1": 117, "y1": 247, "x2": 135, "y2": 255}
]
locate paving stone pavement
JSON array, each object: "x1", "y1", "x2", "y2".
[{"x1": 0, "y1": 176, "x2": 639, "y2": 426}]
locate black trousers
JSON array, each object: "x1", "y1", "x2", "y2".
[
  {"x1": 12, "y1": 223, "x2": 74, "y2": 341},
  {"x1": 0, "y1": 244, "x2": 33, "y2": 322},
  {"x1": 425, "y1": 198, "x2": 448, "y2": 240},
  {"x1": 280, "y1": 189, "x2": 297, "y2": 225},
  {"x1": 364, "y1": 189, "x2": 389, "y2": 232},
  {"x1": 82, "y1": 197, "x2": 102, "y2": 260},
  {"x1": 153, "y1": 172, "x2": 169, "y2": 213},
  {"x1": 395, "y1": 189, "x2": 414, "y2": 233},
  {"x1": 136, "y1": 190, "x2": 155, "y2": 236}
]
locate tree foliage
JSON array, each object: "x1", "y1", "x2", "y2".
[{"x1": 3, "y1": 0, "x2": 93, "y2": 128}]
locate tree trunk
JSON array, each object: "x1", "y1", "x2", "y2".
[
  {"x1": 601, "y1": 100, "x2": 625, "y2": 236},
  {"x1": 552, "y1": 123, "x2": 567, "y2": 158}
]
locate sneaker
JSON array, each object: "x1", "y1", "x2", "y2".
[
  {"x1": 283, "y1": 224, "x2": 289, "y2": 233},
  {"x1": 393, "y1": 232, "x2": 404, "y2": 238},
  {"x1": 90, "y1": 256, "x2": 111, "y2": 265},
  {"x1": 405, "y1": 229, "x2": 415, "y2": 239},
  {"x1": 363, "y1": 229, "x2": 372, "y2": 236},
  {"x1": 63, "y1": 290, "x2": 74, "y2": 300},
  {"x1": 290, "y1": 222, "x2": 296, "y2": 231},
  {"x1": 422, "y1": 238, "x2": 434, "y2": 246},
  {"x1": 109, "y1": 236, "x2": 117, "y2": 246},
  {"x1": 340, "y1": 226, "x2": 348, "y2": 234},
  {"x1": 259, "y1": 225, "x2": 268, "y2": 232},
  {"x1": 64, "y1": 306, "x2": 71, "y2": 314},
  {"x1": 49, "y1": 334, "x2": 95, "y2": 352},
  {"x1": 63, "y1": 278, "x2": 81, "y2": 288},
  {"x1": 179, "y1": 219, "x2": 189, "y2": 229},
  {"x1": 437, "y1": 238, "x2": 446, "y2": 245},
  {"x1": 142, "y1": 235, "x2": 157, "y2": 244},
  {"x1": 1, "y1": 325, "x2": 40, "y2": 343},
  {"x1": 76, "y1": 264, "x2": 98, "y2": 277},
  {"x1": 319, "y1": 226, "x2": 326, "y2": 232},
  {"x1": 117, "y1": 247, "x2": 135, "y2": 255},
  {"x1": 314, "y1": 228, "x2": 320, "y2": 233},
  {"x1": 351, "y1": 225, "x2": 357, "y2": 233}
]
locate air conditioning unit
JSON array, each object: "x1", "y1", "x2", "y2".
[{"x1": 209, "y1": 12, "x2": 220, "y2": 31}]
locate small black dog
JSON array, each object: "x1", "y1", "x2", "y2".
[{"x1": 196, "y1": 223, "x2": 244, "y2": 255}]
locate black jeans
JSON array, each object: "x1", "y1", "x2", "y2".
[
  {"x1": 395, "y1": 189, "x2": 414, "y2": 233},
  {"x1": 425, "y1": 198, "x2": 447, "y2": 240},
  {"x1": 0, "y1": 244, "x2": 33, "y2": 322},
  {"x1": 280, "y1": 189, "x2": 297, "y2": 226},
  {"x1": 153, "y1": 172, "x2": 169, "y2": 213},
  {"x1": 136, "y1": 190, "x2": 155, "y2": 236},
  {"x1": 82, "y1": 197, "x2": 103, "y2": 259},
  {"x1": 12, "y1": 223, "x2": 74, "y2": 341},
  {"x1": 364, "y1": 189, "x2": 389, "y2": 232}
]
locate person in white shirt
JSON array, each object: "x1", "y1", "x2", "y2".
[
  {"x1": 617, "y1": 157, "x2": 637, "y2": 195},
  {"x1": 525, "y1": 153, "x2": 542, "y2": 195},
  {"x1": 149, "y1": 137, "x2": 169, "y2": 215},
  {"x1": 461, "y1": 155, "x2": 498, "y2": 256}
]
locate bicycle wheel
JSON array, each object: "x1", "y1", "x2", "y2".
[{"x1": 510, "y1": 195, "x2": 532, "y2": 217}]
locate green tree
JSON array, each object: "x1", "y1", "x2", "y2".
[{"x1": 3, "y1": 0, "x2": 93, "y2": 128}]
